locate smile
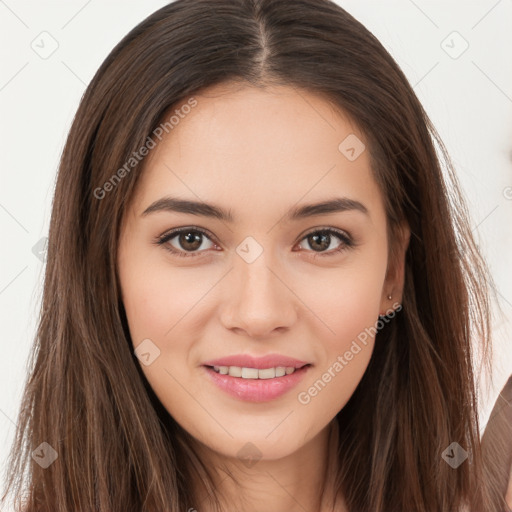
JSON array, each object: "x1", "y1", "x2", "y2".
[
  {"x1": 202, "y1": 364, "x2": 312, "y2": 402},
  {"x1": 210, "y1": 365, "x2": 301, "y2": 379}
]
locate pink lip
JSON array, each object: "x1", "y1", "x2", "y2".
[
  {"x1": 202, "y1": 364, "x2": 311, "y2": 402},
  {"x1": 202, "y1": 353, "x2": 310, "y2": 370}
]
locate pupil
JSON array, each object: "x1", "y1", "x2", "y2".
[
  {"x1": 310, "y1": 233, "x2": 329, "y2": 251},
  {"x1": 177, "y1": 232, "x2": 332, "y2": 252},
  {"x1": 180, "y1": 231, "x2": 202, "y2": 250}
]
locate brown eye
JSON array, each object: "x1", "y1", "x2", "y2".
[
  {"x1": 156, "y1": 227, "x2": 216, "y2": 258},
  {"x1": 306, "y1": 232, "x2": 332, "y2": 251},
  {"x1": 176, "y1": 231, "x2": 203, "y2": 251},
  {"x1": 297, "y1": 228, "x2": 353, "y2": 256}
]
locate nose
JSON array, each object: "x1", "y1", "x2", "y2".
[{"x1": 219, "y1": 251, "x2": 298, "y2": 338}]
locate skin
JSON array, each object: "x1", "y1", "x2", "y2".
[{"x1": 117, "y1": 82, "x2": 410, "y2": 512}]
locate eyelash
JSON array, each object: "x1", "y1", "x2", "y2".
[{"x1": 154, "y1": 226, "x2": 355, "y2": 259}]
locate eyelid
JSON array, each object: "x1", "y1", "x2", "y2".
[
  {"x1": 155, "y1": 225, "x2": 355, "y2": 258},
  {"x1": 298, "y1": 226, "x2": 352, "y2": 244},
  {"x1": 155, "y1": 226, "x2": 219, "y2": 257},
  {"x1": 294, "y1": 227, "x2": 354, "y2": 257},
  {"x1": 157, "y1": 225, "x2": 217, "y2": 243}
]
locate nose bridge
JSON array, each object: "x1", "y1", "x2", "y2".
[
  {"x1": 220, "y1": 242, "x2": 297, "y2": 335},
  {"x1": 238, "y1": 251, "x2": 276, "y2": 297}
]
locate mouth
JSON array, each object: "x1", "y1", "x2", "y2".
[
  {"x1": 204, "y1": 363, "x2": 311, "y2": 379},
  {"x1": 201, "y1": 363, "x2": 313, "y2": 402}
]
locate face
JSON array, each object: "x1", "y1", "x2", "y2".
[{"x1": 117, "y1": 82, "x2": 407, "y2": 462}]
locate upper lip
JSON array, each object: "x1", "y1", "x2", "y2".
[{"x1": 202, "y1": 353, "x2": 311, "y2": 370}]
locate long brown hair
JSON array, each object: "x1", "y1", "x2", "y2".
[{"x1": 2, "y1": 0, "x2": 508, "y2": 510}]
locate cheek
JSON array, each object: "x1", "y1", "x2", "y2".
[
  {"x1": 118, "y1": 256, "x2": 201, "y2": 415},
  {"x1": 298, "y1": 253, "x2": 386, "y2": 347},
  {"x1": 119, "y1": 255, "x2": 210, "y2": 343},
  {"x1": 296, "y1": 289, "x2": 379, "y2": 418},
  {"x1": 329, "y1": 277, "x2": 382, "y2": 347},
  {"x1": 294, "y1": 252, "x2": 386, "y2": 409}
]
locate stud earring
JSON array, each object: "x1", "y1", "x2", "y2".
[{"x1": 379, "y1": 294, "x2": 396, "y2": 318}]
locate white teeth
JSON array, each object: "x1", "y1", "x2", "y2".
[
  {"x1": 275, "y1": 367, "x2": 286, "y2": 377},
  {"x1": 211, "y1": 365, "x2": 299, "y2": 379},
  {"x1": 228, "y1": 366, "x2": 242, "y2": 377},
  {"x1": 242, "y1": 367, "x2": 259, "y2": 379},
  {"x1": 257, "y1": 367, "x2": 275, "y2": 379}
]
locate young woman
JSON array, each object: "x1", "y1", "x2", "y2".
[{"x1": 2, "y1": 0, "x2": 511, "y2": 510}]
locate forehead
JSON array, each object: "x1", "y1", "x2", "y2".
[{"x1": 131, "y1": 83, "x2": 385, "y2": 225}]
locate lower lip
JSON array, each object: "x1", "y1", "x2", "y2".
[{"x1": 202, "y1": 365, "x2": 311, "y2": 402}]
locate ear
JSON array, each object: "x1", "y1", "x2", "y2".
[{"x1": 379, "y1": 221, "x2": 410, "y2": 316}]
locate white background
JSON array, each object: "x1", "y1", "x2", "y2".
[{"x1": 1, "y1": 0, "x2": 511, "y2": 500}]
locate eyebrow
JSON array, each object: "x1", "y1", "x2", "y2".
[{"x1": 141, "y1": 196, "x2": 369, "y2": 222}]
